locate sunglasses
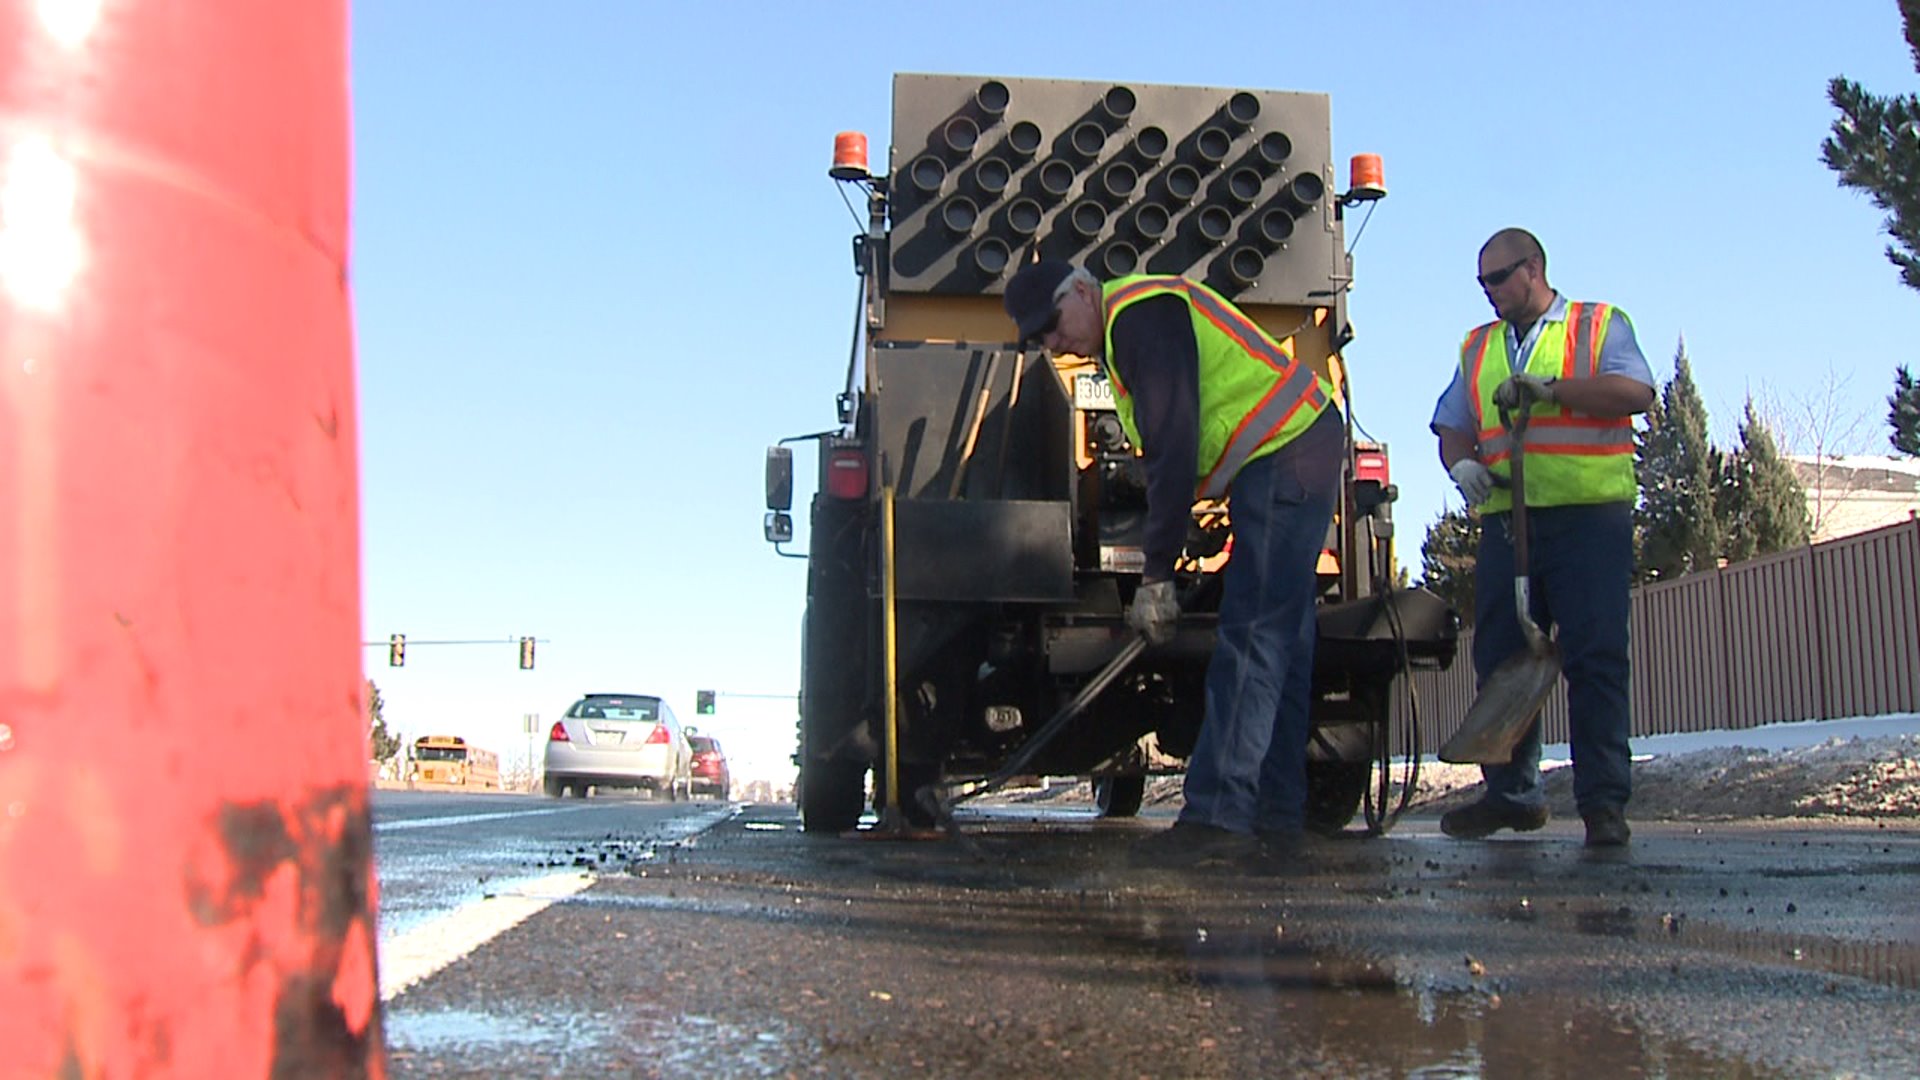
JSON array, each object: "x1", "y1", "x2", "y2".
[{"x1": 1477, "y1": 256, "x2": 1531, "y2": 290}]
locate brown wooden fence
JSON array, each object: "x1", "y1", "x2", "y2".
[{"x1": 1396, "y1": 516, "x2": 1920, "y2": 753}]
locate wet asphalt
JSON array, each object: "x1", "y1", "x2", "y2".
[{"x1": 378, "y1": 794, "x2": 1920, "y2": 1079}]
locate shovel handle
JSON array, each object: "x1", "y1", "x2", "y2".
[
  {"x1": 1489, "y1": 401, "x2": 1536, "y2": 641},
  {"x1": 1497, "y1": 401, "x2": 1534, "y2": 614}
]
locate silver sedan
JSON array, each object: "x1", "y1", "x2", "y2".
[{"x1": 542, "y1": 693, "x2": 691, "y2": 799}]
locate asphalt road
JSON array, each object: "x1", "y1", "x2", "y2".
[
  {"x1": 372, "y1": 789, "x2": 734, "y2": 998},
  {"x1": 374, "y1": 792, "x2": 1920, "y2": 1078}
]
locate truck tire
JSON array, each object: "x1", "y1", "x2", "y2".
[
  {"x1": 1093, "y1": 775, "x2": 1146, "y2": 818},
  {"x1": 798, "y1": 493, "x2": 874, "y2": 834},
  {"x1": 799, "y1": 759, "x2": 866, "y2": 833},
  {"x1": 1304, "y1": 760, "x2": 1370, "y2": 833}
]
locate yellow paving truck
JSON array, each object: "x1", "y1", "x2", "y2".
[{"x1": 765, "y1": 74, "x2": 1457, "y2": 834}]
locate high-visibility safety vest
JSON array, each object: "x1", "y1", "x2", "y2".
[
  {"x1": 1101, "y1": 275, "x2": 1334, "y2": 500},
  {"x1": 1461, "y1": 301, "x2": 1637, "y2": 513}
]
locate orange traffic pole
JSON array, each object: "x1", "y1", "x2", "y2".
[{"x1": 0, "y1": 1, "x2": 382, "y2": 1077}]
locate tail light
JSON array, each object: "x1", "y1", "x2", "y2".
[
  {"x1": 548, "y1": 721, "x2": 569, "y2": 743},
  {"x1": 826, "y1": 445, "x2": 868, "y2": 500},
  {"x1": 1354, "y1": 445, "x2": 1390, "y2": 486},
  {"x1": 645, "y1": 724, "x2": 671, "y2": 745},
  {"x1": 1352, "y1": 442, "x2": 1394, "y2": 516}
]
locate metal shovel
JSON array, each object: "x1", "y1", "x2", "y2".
[{"x1": 1439, "y1": 404, "x2": 1562, "y2": 764}]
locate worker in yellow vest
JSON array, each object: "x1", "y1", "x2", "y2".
[
  {"x1": 1430, "y1": 228, "x2": 1654, "y2": 847},
  {"x1": 1005, "y1": 260, "x2": 1343, "y2": 869}
]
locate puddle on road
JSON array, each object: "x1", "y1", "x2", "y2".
[
  {"x1": 1532, "y1": 899, "x2": 1920, "y2": 991},
  {"x1": 386, "y1": 1004, "x2": 817, "y2": 1074},
  {"x1": 1096, "y1": 909, "x2": 1787, "y2": 1079},
  {"x1": 1657, "y1": 919, "x2": 1920, "y2": 991},
  {"x1": 385, "y1": 1007, "x2": 615, "y2": 1054}
]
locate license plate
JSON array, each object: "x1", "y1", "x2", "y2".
[
  {"x1": 591, "y1": 729, "x2": 624, "y2": 745},
  {"x1": 1073, "y1": 373, "x2": 1115, "y2": 410}
]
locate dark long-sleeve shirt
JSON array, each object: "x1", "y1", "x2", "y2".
[{"x1": 1107, "y1": 294, "x2": 1199, "y2": 583}]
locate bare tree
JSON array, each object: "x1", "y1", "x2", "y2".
[{"x1": 1742, "y1": 363, "x2": 1883, "y2": 539}]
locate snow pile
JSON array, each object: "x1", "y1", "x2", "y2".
[
  {"x1": 1411, "y1": 734, "x2": 1920, "y2": 820},
  {"x1": 999, "y1": 721, "x2": 1920, "y2": 822},
  {"x1": 1791, "y1": 735, "x2": 1920, "y2": 816}
]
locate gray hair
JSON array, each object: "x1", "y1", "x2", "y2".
[{"x1": 1056, "y1": 266, "x2": 1099, "y2": 301}]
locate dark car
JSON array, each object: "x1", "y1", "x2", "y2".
[{"x1": 687, "y1": 734, "x2": 731, "y2": 799}]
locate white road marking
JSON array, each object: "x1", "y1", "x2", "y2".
[
  {"x1": 379, "y1": 870, "x2": 597, "y2": 1000},
  {"x1": 372, "y1": 806, "x2": 596, "y2": 833}
]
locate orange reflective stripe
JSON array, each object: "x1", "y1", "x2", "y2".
[
  {"x1": 1107, "y1": 276, "x2": 1181, "y2": 308},
  {"x1": 1184, "y1": 282, "x2": 1325, "y2": 494},
  {"x1": 1106, "y1": 274, "x2": 1328, "y2": 497},
  {"x1": 1187, "y1": 289, "x2": 1297, "y2": 372},
  {"x1": 1561, "y1": 301, "x2": 1583, "y2": 380},
  {"x1": 1462, "y1": 323, "x2": 1496, "y2": 430},
  {"x1": 1480, "y1": 420, "x2": 1631, "y2": 460},
  {"x1": 1198, "y1": 371, "x2": 1327, "y2": 498},
  {"x1": 1525, "y1": 441, "x2": 1634, "y2": 457},
  {"x1": 1582, "y1": 299, "x2": 1597, "y2": 376},
  {"x1": 1570, "y1": 301, "x2": 1609, "y2": 378},
  {"x1": 1102, "y1": 276, "x2": 1189, "y2": 400},
  {"x1": 1514, "y1": 414, "x2": 1632, "y2": 431}
]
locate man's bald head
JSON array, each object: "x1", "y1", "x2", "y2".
[
  {"x1": 1481, "y1": 228, "x2": 1546, "y2": 278},
  {"x1": 1477, "y1": 228, "x2": 1552, "y2": 324}
]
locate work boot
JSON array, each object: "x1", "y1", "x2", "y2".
[
  {"x1": 1581, "y1": 806, "x2": 1631, "y2": 847},
  {"x1": 1127, "y1": 821, "x2": 1257, "y2": 869},
  {"x1": 1439, "y1": 798, "x2": 1550, "y2": 840}
]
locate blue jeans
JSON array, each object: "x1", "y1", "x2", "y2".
[
  {"x1": 1473, "y1": 501, "x2": 1634, "y2": 815},
  {"x1": 1178, "y1": 411, "x2": 1343, "y2": 834}
]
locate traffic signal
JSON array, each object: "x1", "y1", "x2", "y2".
[
  {"x1": 696, "y1": 689, "x2": 715, "y2": 715},
  {"x1": 518, "y1": 636, "x2": 535, "y2": 670},
  {"x1": 388, "y1": 634, "x2": 405, "y2": 667}
]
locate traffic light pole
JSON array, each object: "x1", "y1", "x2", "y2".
[
  {"x1": 694, "y1": 690, "x2": 803, "y2": 716},
  {"x1": 362, "y1": 636, "x2": 545, "y2": 668}
]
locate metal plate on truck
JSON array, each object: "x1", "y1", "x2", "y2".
[{"x1": 1074, "y1": 373, "x2": 1116, "y2": 411}]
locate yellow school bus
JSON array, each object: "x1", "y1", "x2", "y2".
[{"x1": 411, "y1": 735, "x2": 501, "y2": 789}]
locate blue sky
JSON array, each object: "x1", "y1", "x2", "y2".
[{"x1": 351, "y1": 2, "x2": 1920, "y2": 784}]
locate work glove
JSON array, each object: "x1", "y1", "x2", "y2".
[
  {"x1": 1449, "y1": 459, "x2": 1495, "y2": 506},
  {"x1": 1492, "y1": 373, "x2": 1558, "y2": 410},
  {"x1": 1127, "y1": 579, "x2": 1180, "y2": 646}
]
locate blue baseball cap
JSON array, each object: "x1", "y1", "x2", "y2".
[{"x1": 1003, "y1": 259, "x2": 1078, "y2": 343}]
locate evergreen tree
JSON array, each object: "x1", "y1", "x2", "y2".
[
  {"x1": 1823, "y1": 0, "x2": 1920, "y2": 291},
  {"x1": 1636, "y1": 338, "x2": 1723, "y2": 580},
  {"x1": 1719, "y1": 399, "x2": 1812, "y2": 563},
  {"x1": 1418, "y1": 505, "x2": 1480, "y2": 626},
  {"x1": 1891, "y1": 364, "x2": 1920, "y2": 456},
  {"x1": 366, "y1": 678, "x2": 400, "y2": 763}
]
